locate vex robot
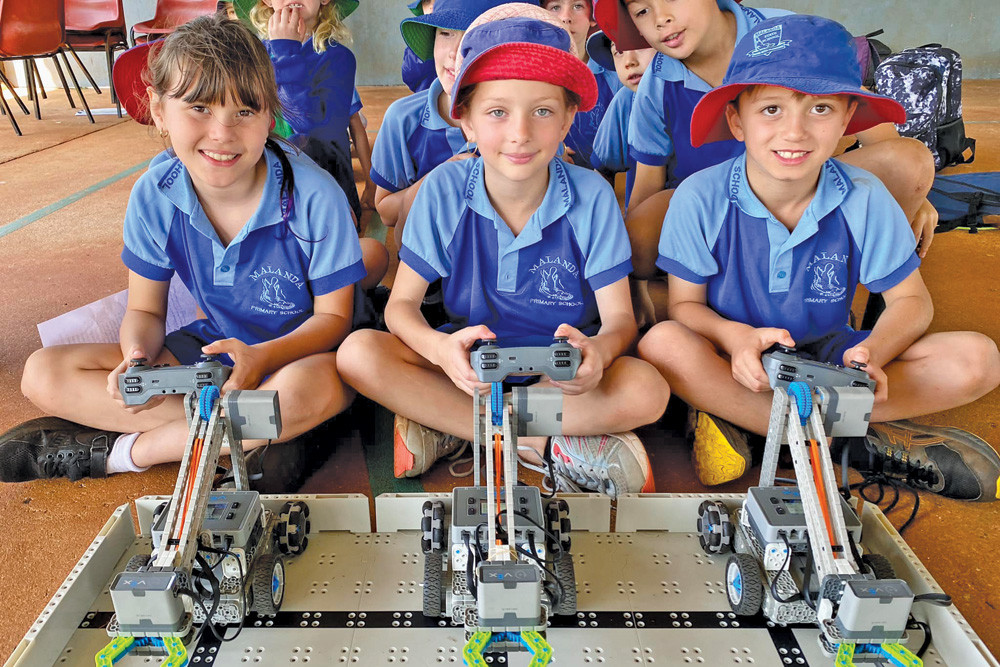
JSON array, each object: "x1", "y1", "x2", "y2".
[
  {"x1": 697, "y1": 347, "x2": 923, "y2": 667},
  {"x1": 421, "y1": 339, "x2": 582, "y2": 667},
  {"x1": 95, "y1": 357, "x2": 310, "y2": 666}
]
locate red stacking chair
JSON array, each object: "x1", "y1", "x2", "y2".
[
  {"x1": 65, "y1": 0, "x2": 129, "y2": 116},
  {"x1": 131, "y1": 0, "x2": 220, "y2": 45},
  {"x1": 0, "y1": 0, "x2": 94, "y2": 135}
]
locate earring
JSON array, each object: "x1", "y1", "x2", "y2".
[
  {"x1": 159, "y1": 128, "x2": 169, "y2": 138},
  {"x1": 461, "y1": 140, "x2": 480, "y2": 157}
]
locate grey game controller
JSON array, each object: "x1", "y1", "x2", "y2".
[
  {"x1": 118, "y1": 355, "x2": 233, "y2": 406},
  {"x1": 471, "y1": 338, "x2": 582, "y2": 383},
  {"x1": 762, "y1": 345, "x2": 875, "y2": 392}
]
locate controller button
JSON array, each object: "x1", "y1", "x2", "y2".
[
  {"x1": 777, "y1": 373, "x2": 795, "y2": 382},
  {"x1": 779, "y1": 364, "x2": 796, "y2": 373},
  {"x1": 554, "y1": 350, "x2": 570, "y2": 358}
]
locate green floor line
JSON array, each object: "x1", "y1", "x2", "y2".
[
  {"x1": 0, "y1": 160, "x2": 149, "y2": 240},
  {"x1": 361, "y1": 400, "x2": 425, "y2": 496}
]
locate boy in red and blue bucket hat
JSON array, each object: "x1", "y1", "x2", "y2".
[
  {"x1": 593, "y1": 0, "x2": 938, "y2": 288},
  {"x1": 637, "y1": 15, "x2": 1000, "y2": 500},
  {"x1": 370, "y1": 0, "x2": 517, "y2": 240},
  {"x1": 338, "y1": 3, "x2": 670, "y2": 497}
]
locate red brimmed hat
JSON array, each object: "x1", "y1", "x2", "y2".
[
  {"x1": 690, "y1": 15, "x2": 906, "y2": 147},
  {"x1": 594, "y1": 0, "x2": 745, "y2": 52},
  {"x1": 450, "y1": 3, "x2": 598, "y2": 119},
  {"x1": 113, "y1": 42, "x2": 157, "y2": 125}
]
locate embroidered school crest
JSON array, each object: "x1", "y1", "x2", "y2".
[
  {"x1": 810, "y1": 261, "x2": 847, "y2": 299},
  {"x1": 260, "y1": 277, "x2": 296, "y2": 311},
  {"x1": 249, "y1": 265, "x2": 306, "y2": 315},
  {"x1": 529, "y1": 256, "x2": 582, "y2": 307},
  {"x1": 747, "y1": 26, "x2": 791, "y2": 58}
]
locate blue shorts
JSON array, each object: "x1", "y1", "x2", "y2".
[
  {"x1": 796, "y1": 327, "x2": 871, "y2": 365},
  {"x1": 163, "y1": 324, "x2": 230, "y2": 366}
]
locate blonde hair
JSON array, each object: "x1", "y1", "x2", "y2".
[{"x1": 251, "y1": 1, "x2": 352, "y2": 52}]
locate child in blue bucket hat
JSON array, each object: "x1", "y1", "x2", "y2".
[
  {"x1": 339, "y1": 3, "x2": 670, "y2": 496},
  {"x1": 401, "y1": 0, "x2": 437, "y2": 93},
  {"x1": 370, "y1": 0, "x2": 519, "y2": 244},
  {"x1": 638, "y1": 15, "x2": 1000, "y2": 499}
]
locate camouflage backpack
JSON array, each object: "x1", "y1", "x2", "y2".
[{"x1": 875, "y1": 45, "x2": 976, "y2": 170}]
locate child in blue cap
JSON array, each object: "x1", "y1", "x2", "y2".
[
  {"x1": 593, "y1": 0, "x2": 938, "y2": 285},
  {"x1": 587, "y1": 30, "x2": 656, "y2": 207},
  {"x1": 637, "y1": 15, "x2": 1000, "y2": 500},
  {"x1": 339, "y1": 3, "x2": 670, "y2": 497},
  {"x1": 402, "y1": 0, "x2": 438, "y2": 93},
  {"x1": 370, "y1": 0, "x2": 517, "y2": 246}
]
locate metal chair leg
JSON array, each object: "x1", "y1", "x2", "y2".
[
  {"x1": 26, "y1": 60, "x2": 41, "y2": 119},
  {"x1": 31, "y1": 59, "x2": 48, "y2": 100},
  {"x1": 63, "y1": 43, "x2": 102, "y2": 93},
  {"x1": 51, "y1": 55, "x2": 77, "y2": 109},
  {"x1": 0, "y1": 78, "x2": 22, "y2": 135},
  {"x1": 57, "y1": 50, "x2": 94, "y2": 123},
  {"x1": 0, "y1": 68, "x2": 29, "y2": 115}
]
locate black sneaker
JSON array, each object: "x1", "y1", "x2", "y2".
[
  {"x1": 857, "y1": 420, "x2": 1000, "y2": 502},
  {"x1": 0, "y1": 417, "x2": 116, "y2": 482}
]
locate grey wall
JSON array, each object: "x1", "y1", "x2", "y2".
[{"x1": 764, "y1": 0, "x2": 999, "y2": 79}]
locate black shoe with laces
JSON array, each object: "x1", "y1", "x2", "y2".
[
  {"x1": 0, "y1": 417, "x2": 116, "y2": 482},
  {"x1": 844, "y1": 420, "x2": 1000, "y2": 502}
]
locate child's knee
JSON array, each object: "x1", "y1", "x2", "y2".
[
  {"x1": 637, "y1": 320, "x2": 699, "y2": 364},
  {"x1": 337, "y1": 329, "x2": 388, "y2": 384},
  {"x1": 21, "y1": 347, "x2": 61, "y2": 407},
  {"x1": 960, "y1": 333, "x2": 1000, "y2": 393},
  {"x1": 897, "y1": 137, "x2": 935, "y2": 194}
]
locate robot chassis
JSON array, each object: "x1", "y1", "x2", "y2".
[
  {"x1": 421, "y1": 339, "x2": 582, "y2": 666},
  {"x1": 95, "y1": 358, "x2": 311, "y2": 666},
  {"x1": 698, "y1": 349, "x2": 923, "y2": 667}
]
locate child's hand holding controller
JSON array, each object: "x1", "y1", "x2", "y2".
[
  {"x1": 548, "y1": 324, "x2": 601, "y2": 396},
  {"x1": 842, "y1": 344, "x2": 887, "y2": 403},
  {"x1": 731, "y1": 327, "x2": 795, "y2": 392},
  {"x1": 107, "y1": 348, "x2": 167, "y2": 413},
  {"x1": 437, "y1": 325, "x2": 495, "y2": 396},
  {"x1": 202, "y1": 338, "x2": 266, "y2": 392}
]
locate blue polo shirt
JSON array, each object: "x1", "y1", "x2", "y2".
[
  {"x1": 400, "y1": 157, "x2": 633, "y2": 346},
  {"x1": 265, "y1": 37, "x2": 357, "y2": 157},
  {"x1": 402, "y1": 45, "x2": 436, "y2": 93},
  {"x1": 657, "y1": 154, "x2": 920, "y2": 348},
  {"x1": 563, "y1": 59, "x2": 621, "y2": 170},
  {"x1": 122, "y1": 148, "x2": 366, "y2": 348},
  {"x1": 628, "y1": 0, "x2": 790, "y2": 188},
  {"x1": 370, "y1": 78, "x2": 467, "y2": 193},
  {"x1": 591, "y1": 87, "x2": 635, "y2": 204}
]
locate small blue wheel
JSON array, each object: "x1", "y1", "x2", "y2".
[
  {"x1": 198, "y1": 385, "x2": 221, "y2": 421},
  {"x1": 788, "y1": 381, "x2": 812, "y2": 424}
]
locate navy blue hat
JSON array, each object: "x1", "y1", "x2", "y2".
[
  {"x1": 585, "y1": 30, "x2": 614, "y2": 72},
  {"x1": 400, "y1": 0, "x2": 516, "y2": 61},
  {"x1": 691, "y1": 15, "x2": 905, "y2": 146},
  {"x1": 450, "y1": 3, "x2": 597, "y2": 119}
]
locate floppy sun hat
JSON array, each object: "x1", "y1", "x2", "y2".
[
  {"x1": 400, "y1": 0, "x2": 517, "y2": 62},
  {"x1": 406, "y1": 0, "x2": 423, "y2": 16},
  {"x1": 585, "y1": 30, "x2": 615, "y2": 72},
  {"x1": 449, "y1": 2, "x2": 598, "y2": 119},
  {"x1": 113, "y1": 42, "x2": 156, "y2": 125},
  {"x1": 689, "y1": 14, "x2": 906, "y2": 147}
]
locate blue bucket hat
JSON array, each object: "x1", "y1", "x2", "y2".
[
  {"x1": 406, "y1": 0, "x2": 423, "y2": 16},
  {"x1": 585, "y1": 30, "x2": 614, "y2": 72},
  {"x1": 400, "y1": 0, "x2": 517, "y2": 62},
  {"x1": 690, "y1": 15, "x2": 906, "y2": 147},
  {"x1": 449, "y1": 3, "x2": 597, "y2": 119}
]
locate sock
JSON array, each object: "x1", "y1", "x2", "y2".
[{"x1": 105, "y1": 432, "x2": 149, "y2": 475}]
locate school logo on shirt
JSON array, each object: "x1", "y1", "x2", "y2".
[
  {"x1": 529, "y1": 256, "x2": 582, "y2": 308},
  {"x1": 805, "y1": 252, "x2": 848, "y2": 302},
  {"x1": 249, "y1": 265, "x2": 306, "y2": 315},
  {"x1": 747, "y1": 26, "x2": 791, "y2": 58}
]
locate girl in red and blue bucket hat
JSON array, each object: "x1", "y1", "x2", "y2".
[{"x1": 338, "y1": 3, "x2": 670, "y2": 498}]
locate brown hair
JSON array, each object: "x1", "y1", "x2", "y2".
[
  {"x1": 452, "y1": 83, "x2": 582, "y2": 118},
  {"x1": 250, "y1": 1, "x2": 352, "y2": 52}
]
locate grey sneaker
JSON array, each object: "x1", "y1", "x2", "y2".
[
  {"x1": 862, "y1": 420, "x2": 1000, "y2": 502},
  {"x1": 549, "y1": 432, "x2": 655, "y2": 499},
  {"x1": 0, "y1": 417, "x2": 115, "y2": 482},
  {"x1": 393, "y1": 415, "x2": 468, "y2": 478}
]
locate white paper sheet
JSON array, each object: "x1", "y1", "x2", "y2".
[{"x1": 37, "y1": 276, "x2": 198, "y2": 347}]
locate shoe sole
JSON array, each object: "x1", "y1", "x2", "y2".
[
  {"x1": 393, "y1": 415, "x2": 418, "y2": 479},
  {"x1": 692, "y1": 412, "x2": 751, "y2": 487}
]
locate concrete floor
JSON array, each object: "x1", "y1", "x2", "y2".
[{"x1": 0, "y1": 80, "x2": 998, "y2": 663}]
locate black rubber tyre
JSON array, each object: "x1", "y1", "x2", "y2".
[
  {"x1": 726, "y1": 553, "x2": 763, "y2": 616},
  {"x1": 125, "y1": 554, "x2": 150, "y2": 572},
  {"x1": 277, "y1": 501, "x2": 310, "y2": 556},
  {"x1": 423, "y1": 552, "x2": 444, "y2": 617},
  {"x1": 697, "y1": 500, "x2": 733, "y2": 555},
  {"x1": 861, "y1": 553, "x2": 895, "y2": 580},
  {"x1": 251, "y1": 554, "x2": 285, "y2": 615},
  {"x1": 553, "y1": 551, "x2": 577, "y2": 615}
]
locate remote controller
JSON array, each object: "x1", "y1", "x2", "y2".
[
  {"x1": 118, "y1": 355, "x2": 232, "y2": 406},
  {"x1": 471, "y1": 338, "x2": 581, "y2": 383},
  {"x1": 762, "y1": 345, "x2": 875, "y2": 392}
]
